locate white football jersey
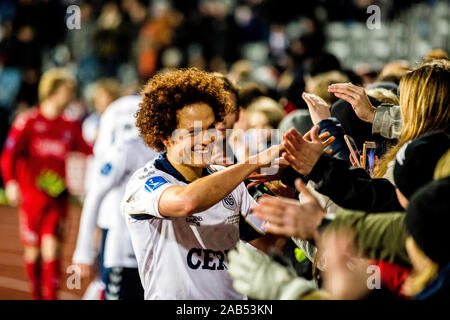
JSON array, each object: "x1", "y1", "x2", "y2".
[
  {"x1": 81, "y1": 112, "x2": 100, "y2": 146},
  {"x1": 92, "y1": 94, "x2": 141, "y2": 229},
  {"x1": 73, "y1": 137, "x2": 158, "y2": 267},
  {"x1": 93, "y1": 94, "x2": 141, "y2": 156},
  {"x1": 121, "y1": 155, "x2": 265, "y2": 300}
]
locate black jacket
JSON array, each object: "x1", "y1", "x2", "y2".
[{"x1": 281, "y1": 154, "x2": 403, "y2": 213}]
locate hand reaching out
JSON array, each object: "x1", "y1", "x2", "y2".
[
  {"x1": 328, "y1": 83, "x2": 376, "y2": 123},
  {"x1": 252, "y1": 179, "x2": 326, "y2": 240},
  {"x1": 282, "y1": 126, "x2": 329, "y2": 176},
  {"x1": 302, "y1": 92, "x2": 331, "y2": 125},
  {"x1": 246, "y1": 157, "x2": 289, "y2": 189},
  {"x1": 263, "y1": 180, "x2": 296, "y2": 199},
  {"x1": 246, "y1": 128, "x2": 334, "y2": 188},
  {"x1": 246, "y1": 144, "x2": 285, "y2": 168}
]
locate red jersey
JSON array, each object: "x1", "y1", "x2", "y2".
[{"x1": 1, "y1": 107, "x2": 92, "y2": 198}]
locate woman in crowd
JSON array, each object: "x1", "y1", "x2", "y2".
[
  {"x1": 228, "y1": 132, "x2": 450, "y2": 300},
  {"x1": 272, "y1": 59, "x2": 449, "y2": 212}
]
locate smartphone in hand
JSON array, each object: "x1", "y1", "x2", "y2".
[
  {"x1": 344, "y1": 135, "x2": 361, "y2": 167},
  {"x1": 362, "y1": 141, "x2": 377, "y2": 177}
]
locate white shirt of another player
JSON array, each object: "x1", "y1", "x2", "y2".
[
  {"x1": 92, "y1": 94, "x2": 141, "y2": 229},
  {"x1": 121, "y1": 157, "x2": 265, "y2": 300},
  {"x1": 93, "y1": 94, "x2": 141, "y2": 156},
  {"x1": 73, "y1": 137, "x2": 158, "y2": 266}
]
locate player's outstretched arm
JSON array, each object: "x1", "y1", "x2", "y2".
[{"x1": 158, "y1": 145, "x2": 284, "y2": 217}]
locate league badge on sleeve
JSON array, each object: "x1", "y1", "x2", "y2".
[
  {"x1": 100, "y1": 163, "x2": 113, "y2": 175},
  {"x1": 144, "y1": 176, "x2": 168, "y2": 192}
]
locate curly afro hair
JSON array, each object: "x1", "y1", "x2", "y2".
[{"x1": 137, "y1": 68, "x2": 232, "y2": 152}]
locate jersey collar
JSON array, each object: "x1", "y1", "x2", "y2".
[{"x1": 153, "y1": 152, "x2": 213, "y2": 184}]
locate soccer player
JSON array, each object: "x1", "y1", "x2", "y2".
[
  {"x1": 1, "y1": 68, "x2": 92, "y2": 299},
  {"x1": 73, "y1": 94, "x2": 142, "y2": 298},
  {"x1": 122, "y1": 68, "x2": 283, "y2": 299},
  {"x1": 73, "y1": 135, "x2": 158, "y2": 300}
]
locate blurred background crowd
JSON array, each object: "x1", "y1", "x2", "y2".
[{"x1": 0, "y1": 0, "x2": 448, "y2": 162}]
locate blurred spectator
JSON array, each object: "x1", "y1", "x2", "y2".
[
  {"x1": 423, "y1": 49, "x2": 449, "y2": 63},
  {"x1": 246, "y1": 96, "x2": 285, "y2": 150},
  {"x1": 366, "y1": 88, "x2": 399, "y2": 105},
  {"x1": 82, "y1": 78, "x2": 121, "y2": 146},
  {"x1": 377, "y1": 60, "x2": 413, "y2": 85},
  {"x1": 306, "y1": 71, "x2": 350, "y2": 105}
]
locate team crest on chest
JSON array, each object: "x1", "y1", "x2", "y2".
[{"x1": 222, "y1": 194, "x2": 237, "y2": 210}]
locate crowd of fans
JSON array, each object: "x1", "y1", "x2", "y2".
[{"x1": 0, "y1": 0, "x2": 449, "y2": 300}]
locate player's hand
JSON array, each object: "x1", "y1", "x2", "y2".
[
  {"x1": 73, "y1": 263, "x2": 93, "y2": 279},
  {"x1": 263, "y1": 180, "x2": 296, "y2": 198},
  {"x1": 228, "y1": 242, "x2": 317, "y2": 300},
  {"x1": 282, "y1": 126, "x2": 326, "y2": 176},
  {"x1": 246, "y1": 130, "x2": 334, "y2": 189},
  {"x1": 328, "y1": 83, "x2": 376, "y2": 123},
  {"x1": 302, "y1": 92, "x2": 331, "y2": 125},
  {"x1": 247, "y1": 158, "x2": 289, "y2": 189},
  {"x1": 252, "y1": 179, "x2": 325, "y2": 240},
  {"x1": 247, "y1": 144, "x2": 286, "y2": 168},
  {"x1": 5, "y1": 180, "x2": 21, "y2": 207}
]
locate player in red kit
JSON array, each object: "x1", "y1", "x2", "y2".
[{"x1": 1, "y1": 68, "x2": 93, "y2": 300}]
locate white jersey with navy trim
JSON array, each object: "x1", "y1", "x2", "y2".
[
  {"x1": 121, "y1": 158, "x2": 265, "y2": 300},
  {"x1": 73, "y1": 137, "x2": 158, "y2": 267},
  {"x1": 92, "y1": 94, "x2": 141, "y2": 229}
]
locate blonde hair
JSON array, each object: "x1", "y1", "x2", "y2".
[
  {"x1": 377, "y1": 60, "x2": 413, "y2": 84},
  {"x1": 247, "y1": 96, "x2": 285, "y2": 128},
  {"x1": 38, "y1": 68, "x2": 76, "y2": 102},
  {"x1": 403, "y1": 237, "x2": 439, "y2": 297},
  {"x1": 93, "y1": 78, "x2": 121, "y2": 100},
  {"x1": 366, "y1": 88, "x2": 399, "y2": 105},
  {"x1": 423, "y1": 49, "x2": 448, "y2": 63},
  {"x1": 307, "y1": 70, "x2": 350, "y2": 105},
  {"x1": 373, "y1": 60, "x2": 450, "y2": 178}
]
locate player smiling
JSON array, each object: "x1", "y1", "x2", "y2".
[{"x1": 122, "y1": 68, "x2": 282, "y2": 299}]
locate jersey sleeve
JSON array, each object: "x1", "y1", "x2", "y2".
[
  {"x1": 0, "y1": 113, "x2": 31, "y2": 183},
  {"x1": 238, "y1": 182, "x2": 266, "y2": 241},
  {"x1": 123, "y1": 170, "x2": 176, "y2": 220},
  {"x1": 72, "y1": 148, "x2": 126, "y2": 264}
]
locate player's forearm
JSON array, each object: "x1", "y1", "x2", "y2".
[
  {"x1": 187, "y1": 163, "x2": 259, "y2": 212},
  {"x1": 161, "y1": 163, "x2": 259, "y2": 216}
]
